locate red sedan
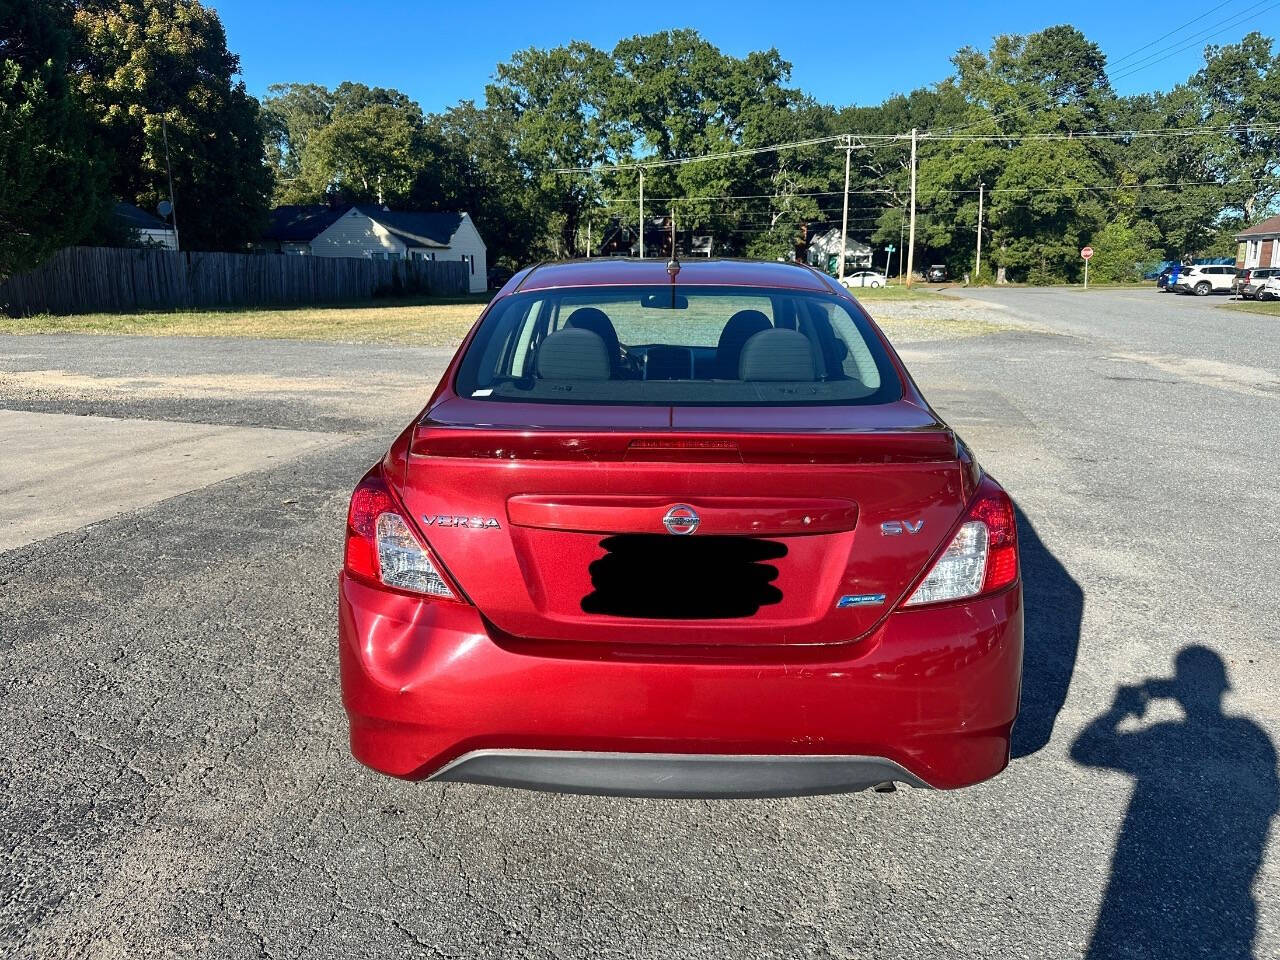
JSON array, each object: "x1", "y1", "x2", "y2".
[{"x1": 339, "y1": 258, "x2": 1023, "y2": 797}]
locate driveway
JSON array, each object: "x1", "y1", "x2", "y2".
[{"x1": 1, "y1": 288, "x2": 1276, "y2": 959}]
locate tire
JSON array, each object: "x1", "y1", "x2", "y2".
[
  {"x1": 871, "y1": 281, "x2": 881, "y2": 288},
  {"x1": 1194, "y1": 281, "x2": 1211, "y2": 296}
]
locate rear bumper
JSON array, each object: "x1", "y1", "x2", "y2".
[
  {"x1": 432, "y1": 749, "x2": 927, "y2": 798},
  {"x1": 339, "y1": 574, "x2": 1024, "y2": 794}
]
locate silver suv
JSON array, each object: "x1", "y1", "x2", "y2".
[{"x1": 1235, "y1": 266, "x2": 1280, "y2": 299}]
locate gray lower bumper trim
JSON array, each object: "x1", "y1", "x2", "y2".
[{"x1": 429, "y1": 749, "x2": 931, "y2": 798}]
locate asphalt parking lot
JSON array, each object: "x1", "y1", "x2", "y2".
[{"x1": 1, "y1": 287, "x2": 1277, "y2": 959}]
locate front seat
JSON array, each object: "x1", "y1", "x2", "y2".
[
  {"x1": 715, "y1": 309, "x2": 772, "y2": 379},
  {"x1": 535, "y1": 328, "x2": 611, "y2": 381},
  {"x1": 739, "y1": 328, "x2": 818, "y2": 382},
  {"x1": 565, "y1": 307, "x2": 622, "y2": 371}
]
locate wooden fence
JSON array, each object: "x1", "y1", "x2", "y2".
[{"x1": 0, "y1": 247, "x2": 470, "y2": 316}]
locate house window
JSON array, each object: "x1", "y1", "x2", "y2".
[
  {"x1": 1272, "y1": 240, "x2": 1280, "y2": 268},
  {"x1": 461, "y1": 254, "x2": 474, "y2": 275},
  {"x1": 1246, "y1": 239, "x2": 1262, "y2": 267}
]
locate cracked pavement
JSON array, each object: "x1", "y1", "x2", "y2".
[{"x1": 1, "y1": 287, "x2": 1276, "y2": 959}]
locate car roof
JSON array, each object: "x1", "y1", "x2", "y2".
[{"x1": 512, "y1": 258, "x2": 834, "y2": 294}]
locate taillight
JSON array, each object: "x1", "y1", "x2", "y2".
[
  {"x1": 344, "y1": 472, "x2": 462, "y2": 600},
  {"x1": 903, "y1": 476, "x2": 1018, "y2": 607}
]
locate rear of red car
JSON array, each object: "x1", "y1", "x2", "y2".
[{"x1": 339, "y1": 260, "x2": 1023, "y2": 797}]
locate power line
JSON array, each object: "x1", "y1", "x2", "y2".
[
  {"x1": 1108, "y1": 0, "x2": 1242, "y2": 68},
  {"x1": 598, "y1": 189, "x2": 899, "y2": 202},
  {"x1": 925, "y1": 121, "x2": 1280, "y2": 142},
  {"x1": 564, "y1": 120, "x2": 1280, "y2": 181},
  {"x1": 550, "y1": 134, "x2": 907, "y2": 174},
  {"x1": 596, "y1": 175, "x2": 1277, "y2": 206},
  {"x1": 938, "y1": 6, "x2": 1278, "y2": 138},
  {"x1": 1109, "y1": 1, "x2": 1280, "y2": 82}
]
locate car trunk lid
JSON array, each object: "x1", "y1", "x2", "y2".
[{"x1": 398, "y1": 399, "x2": 968, "y2": 647}]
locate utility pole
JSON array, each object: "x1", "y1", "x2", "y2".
[
  {"x1": 586, "y1": 221, "x2": 591, "y2": 258},
  {"x1": 974, "y1": 180, "x2": 984, "y2": 281},
  {"x1": 638, "y1": 167, "x2": 645, "y2": 259},
  {"x1": 906, "y1": 127, "x2": 917, "y2": 288},
  {"x1": 836, "y1": 135, "x2": 854, "y2": 281},
  {"x1": 161, "y1": 116, "x2": 180, "y2": 252},
  {"x1": 898, "y1": 216, "x2": 905, "y2": 280}
]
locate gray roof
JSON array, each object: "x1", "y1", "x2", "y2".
[
  {"x1": 262, "y1": 205, "x2": 465, "y2": 248},
  {"x1": 113, "y1": 202, "x2": 172, "y2": 231},
  {"x1": 357, "y1": 207, "x2": 461, "y2": 248},
  {"x1": 263, "y1": 205, "x2": 344, "y2": 242}
]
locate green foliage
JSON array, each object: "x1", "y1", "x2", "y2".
[
  {"x1": 73, "y1": 0, "x2": 271, "y2": 250},
  {"x1": 417, "y1": 100, "x2": 538, "y2": 267},
  {"x1": 1085, "y1": 219, "x2": 1162, "y2": 282},
  {"x1": 0, "y1": 0, "x2": 110, "y2": 279},
  {"x1": 261, "y1": 82, "x2": 332, "y2": 199},
  {"x1": 18, "y1": 14, "x2": 1280, "y2": 276}
]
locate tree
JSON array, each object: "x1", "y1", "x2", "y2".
[
  {"x1": 1086, "y1": 218, "x2": 1162, "y2": 282},
  {"x1": 73, "y1": 0, "x2": 271, "y2": 250},
  {"x1": 486, "y1": 42, "x2": 616, "y2": 256},
  {"x1": 948, "y1": 26, "x2": 1117, "y2": 280},
  {"x1": 301, "y1": 97, "x2": 427, "y2": 205},
  {"x1": 418, "y1": 100, "x2": 537, "y2": 267},
  {"x1": 261, "y1": 82, "x2": 332, "y2": 201},
  {"x1": 1189, "y1": 32, "x2": 1280, "y2": 223},
  {"x1": 0, "y1": 0, "x2": 109, "y2": 278}
]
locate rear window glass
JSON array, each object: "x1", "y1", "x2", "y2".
[{"x1": 455, "y1": 285, "x2": 902, "y2": 406}]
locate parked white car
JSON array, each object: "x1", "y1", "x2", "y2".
[
  {"x1": 1259, "y1": 275, "x2": 1280, "y2": 301},
  {"x1": 1172, "y1": 264, "x2": 1236, "y2": 296},
  {"x1": 840, "y1": 270, "x2": 888, "y2": 289}
]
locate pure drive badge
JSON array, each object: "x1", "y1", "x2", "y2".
[{"x1": 837, "y1": 594, "x2": 887, "y2": 608}]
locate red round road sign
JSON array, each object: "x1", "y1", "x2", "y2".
[{"x1": 1081, "y1": 246, "x2": 1094, "y2": 260}]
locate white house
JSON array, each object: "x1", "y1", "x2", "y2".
[
  {"x1": 114, "y1": 202, "x2": 178, "y2": 250},
  {"x1": 805, "y1": 227, "x2": 871, "y2": 272},
  {"x1": 261, "y1": 205, "x2": 488, "y2": 293}
]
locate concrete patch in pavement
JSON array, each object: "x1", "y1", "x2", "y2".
[{"x1": 0, "y1": 409, "x2": 344, "y2": 552}]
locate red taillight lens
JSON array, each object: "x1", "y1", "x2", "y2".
[
  {"x1": 969, "y1": 482, "x2": 1018, "y2": 592},
  {"x1": 344, "y1": 471, "x2": 462, "y2": 601},
  {"x1": 904, "y1": 475, "x2": 1019, "y2": 607}
]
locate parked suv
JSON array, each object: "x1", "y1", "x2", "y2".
[
  {"x1": 1173, "y1": 264, "x2": 1235, "y2": 296},
  {"x1": 1234, "y1": 266, "x2": 1280, "y2": 299},
  {"x1": 925, "y1": 264, "x2": 947, "y2": 282},
  {"x1": 1156, "y1": 265, "x2": 1184, "y2": 291}
]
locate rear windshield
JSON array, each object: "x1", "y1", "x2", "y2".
[{"x1": 455, "y1": 285, "x2": 902, "y2": 406}]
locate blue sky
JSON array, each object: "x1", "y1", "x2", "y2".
[{"x1": 213, "y1": 0, "x2": 1272, "y2": 111}]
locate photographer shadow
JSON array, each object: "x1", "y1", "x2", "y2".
[
  {"x1": 1071, "y1": 647, "x2": 1278, "y2": 959},
  {"x1": 1011, "y1": 507, "x2": 1083, "y2": 758}
]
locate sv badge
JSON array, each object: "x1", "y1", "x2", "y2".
[{"x1": 881, "y1": 520, "x2": 924, "y2": 536}]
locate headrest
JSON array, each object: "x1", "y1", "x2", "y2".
[
  {"x1": 739, "y1": 328, "x2": 818, "y2": 382},
  {"x1": 565, "y1": 307, "x2": 620, "y2": 359},
  {"x1": 716, "y1": 310, "x2": 773, "y2": 378},
  {"x1": 535, "y1": 328, "x2": 611, "y2": 381}
]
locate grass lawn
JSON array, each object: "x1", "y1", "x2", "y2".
[
  {"x1": 1220, "y1": 299, "x2": 1280, "y2": 318},
  {"x1": 0, "y1": 293, "x2": 494, "y2": 347},
  {"x1": 843, "y1": 284, "x2": 940, "y2": 300},
  {"x1": 0, "y1": 285, "x2": 951, "y2": 346}
]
